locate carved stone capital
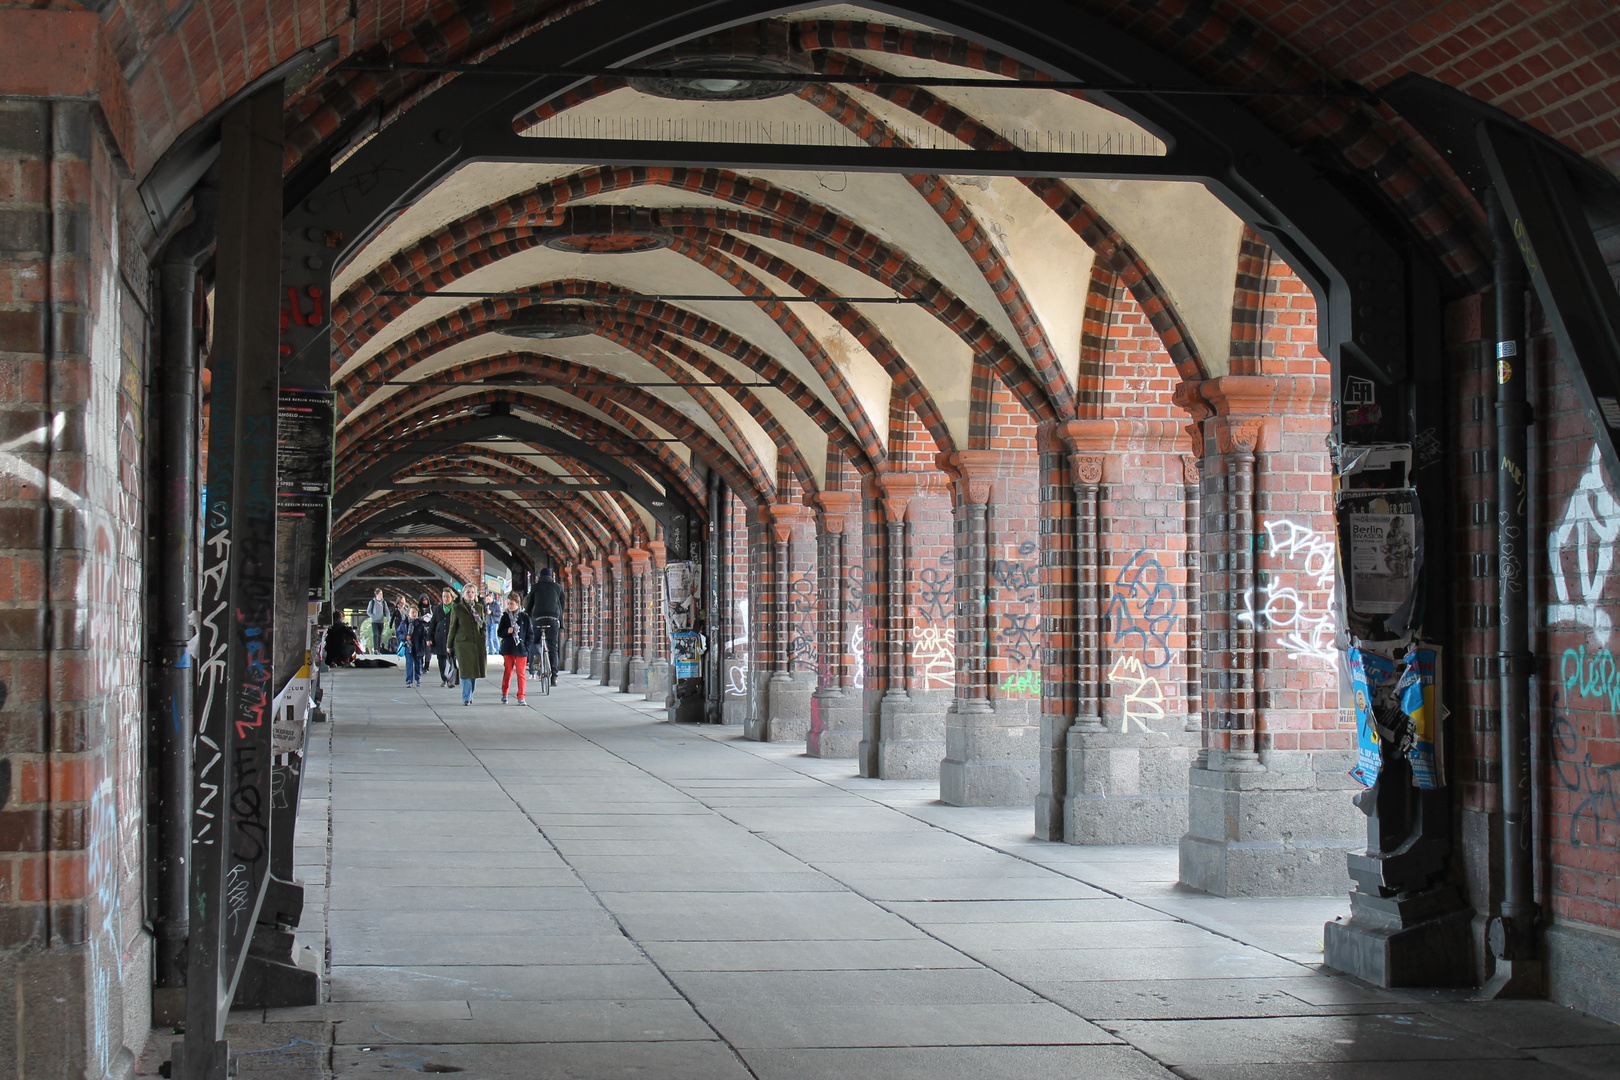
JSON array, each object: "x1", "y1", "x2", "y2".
[
  {"x1": 1069, "y1": 453, "x2": 1106, "y2": 486},
  {"x1": 1210, "y1": 416, "x2": 1267, "y2": 454},
  {"x1": 1180, "y1": 454, "x2": 1201, "y2": 486}
]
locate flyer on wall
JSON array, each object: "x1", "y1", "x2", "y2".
[{"x1": 1341, "y1": 489, "x2": 1421, "y2": 616}]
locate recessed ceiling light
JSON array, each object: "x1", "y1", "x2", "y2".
[
  {"x1": 499, "y1": 304, "x2": 596, "y2": 340},
  {"x1": 629, "y1": 23, "x2": 809, "y2": 102}
]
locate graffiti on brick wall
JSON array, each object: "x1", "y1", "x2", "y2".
[
  {"x1": 996, "y1": 612, "x2": 1041, "y2": 667},
  {"x1": 790, "y1": 574, "x2": 817, "y2": 672},
  {"x1": 1552, "y1": 707, "x2": 1620, "y2": 849},
  {"x1": 916, "y1": 551, "x2": 954, "y2": 622},
  {"x1": 1560, "y1": 645, "x2": 1620, "y2": 716},
  {"x1": 1105, "y1": 548, "x2": 1177, "y2": 669},
  {"x1": 991, "y1": 542, "x2": 1040, "y2": 604},
  {"x1": 1250, "y1": 519, "x2": 1338, "y2": 666},
  {"x1": 1549, "y1": 445, "x2": 1620, "y2": 647},
  {"x1": 724, "y1": 597, "x2": 749, "y2": 697},
  {"x1": 1263, "y1": 518, "x2": 1336, "y2": 586},
  {"x1": 912, "y1": 625, "x2": 954, "y2": 687},
  {"x1": 1107, "y1": 655, "x2": 1165, "y2": 732},
  {"x1": 1237, "y1": 581, "x2": 1337, "y2": 664},
  {"x1": 1001, "y1": 669, "x2": 1041, "y2": 696}
]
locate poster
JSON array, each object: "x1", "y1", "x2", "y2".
[
  {"x1": 664, "y1": 561, "x2": 698, "y2": 633},
  {"x1": 1347, "y1": 647, "x2": 1395, "y2": 787},
  {"x1": 1341, "y1": 489, "x2": 1420, "y2": 616},
  {"x1": 671, "y1": 630, "x2": 703, "y2": 679},
  {"x1": 277, "y1": 388, "x2": 335, "y2": 496},
  {"x1": 1398, "y1": 645, "x2": 1442, "y2": 790}
]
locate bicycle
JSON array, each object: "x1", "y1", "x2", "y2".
[{"x1": 532, "y1": 616, "x2": 558, "y2": 697}]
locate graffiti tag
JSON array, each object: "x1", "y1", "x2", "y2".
[{"x1": 1549, "y1": 444, "x2": 1620, "y2": 648}]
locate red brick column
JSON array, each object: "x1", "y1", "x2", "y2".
[
  {"x1": 756, "y1": 503, "x2": 816, "y2": 743},
  {"x1": 644, "y1": 538, "x2": 670, "y2": 698},
  {"x1": 939, "y1": 450, "x2": 1042, "y2": 805},
  {"x1": 627, "y1": 547, "x2": 650, "y2": 693},
  {"x1": 1179, "y1": 374, "x2": 1357, "y2": 896},
  {"x1": 607, "y1": 550, "x2": 627, "y2": 690},
  {"x1": 588, "y1": 558, "x2": 605, "y2": 681},
  {"x1": 809, "y1": 491, "x2": 862, "y2": 758}
]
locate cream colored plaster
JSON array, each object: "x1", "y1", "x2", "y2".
[{"x1": 1065, "y1": 178, "x2": 1243, "y2": 377}]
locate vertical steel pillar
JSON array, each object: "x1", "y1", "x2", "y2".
[
  {"x1": 179, "y1": 85, "x2": 284, "y2": 1080},
  {"x1": 150, "y1": 189, "x2": 215, "y2": 1022}
]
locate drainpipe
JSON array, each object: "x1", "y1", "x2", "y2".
[
  {"x1": 1486, "y1": 186, "x2": 1540, "y2": 994},
  {"x1": 150, "y1": 188, "x2": 216, "y2": 1016}
]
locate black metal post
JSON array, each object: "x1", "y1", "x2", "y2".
[
  {"x1": 150, "y1": 188, "x2": 216, "y2": 1023},
  {"x1": 1488, "y1": 186, "x2": 1540, "y2": 986},
  {"x1": 700, "y1": 467, "x2": 724, "y2": 723}
]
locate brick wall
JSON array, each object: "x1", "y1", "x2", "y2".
[{"x1": 0, "y1": 97, "x2": 150, "y2": 1076}]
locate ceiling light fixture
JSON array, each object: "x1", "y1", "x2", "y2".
[
  {"x1": 540, "y1": 206, "x2": 672, "y2": 254},
  {"x1": 498, "y1": 304, "x2": 596, "y2": 340},
  {"x1": 629, "y1": 23, "x2": 810, "y2": 102}
]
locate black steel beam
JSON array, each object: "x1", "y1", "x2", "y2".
[{"x1": 182, "y1": 85, "x2": 284, "y2": 1080}]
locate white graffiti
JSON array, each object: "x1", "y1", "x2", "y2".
[
  {"x1": 1107, "y1": 655, "x2": 1163, "y2": 732},
  {"x1": 912, "y1": 625, "x2": 955, "y2": 688},
  {"x1": 1263, "y1": 519, "x2": 1336, "y2": 586},
  {"x1": 849, "y1": 623, "x2": 864, "y2": 689},
  {"x1": 1549, "y1": 444, "x2": 1620, "y2": 647},
  {"x1": 1237, "y1": 581, "x2": 1338, "y2": 665}
]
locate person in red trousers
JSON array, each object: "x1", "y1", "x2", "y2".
[{"x1": 497, "y1": 592, "x2": 533, "y2": 705}]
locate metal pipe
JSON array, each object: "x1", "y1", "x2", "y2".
[
  {"x1": 150, "y1": 191, "x2": 215, "y2": 1000},
  {"x1": 1489, "y1": 186, "x2": 1538, "y2": 962}
]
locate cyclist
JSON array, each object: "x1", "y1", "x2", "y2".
[{"x1": 524, "y1": 566, "x2": 566, "y2": 687}]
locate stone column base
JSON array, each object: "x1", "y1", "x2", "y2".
[
  {"x1": 748, "y1": 670, "x2": 815, "y2": 742},
  {"x1": 644, "y1": 659, "x2": 671, "y2": 700},
  {"x1": 808, "y1": 689, "x2": 862, "y2": 758},
  {"x1": 1323, "y1": 886, "x2": 1474, "y2": 988},
  {"x1": 878, "y1": 689, "x2": 949, "y2": 779},
  {"x1": 573, "y1": 646, "x2": 589, "y2": 675},
  {"x1": 626, "y1": 657, "x2": 648, "y2": 695},
  {"x1": 604, "y1": 648, "x2": 625, "y2": 689},
  {"x1": 1064, "y1": 728, "x2": 1196, "y2": 844},
  {"x1": 1178, "y1": 754, "x2": 1361, "y2": 896},
  {"x1": 589, "y1": 648, "x2": 604, "y2": 681},
  {"x1": 940, "y1": 700, "x2": 1039, "y2": 806}
]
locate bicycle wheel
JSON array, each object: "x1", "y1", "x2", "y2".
[{"x1": 537, "y1": 646, "x2": 552, "y2": 696}]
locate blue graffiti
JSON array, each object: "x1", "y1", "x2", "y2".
[{"x1": 1105, "y1": 547, "x2": 1177, "y2": 669}]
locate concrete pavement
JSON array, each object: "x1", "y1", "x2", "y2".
[{"x1": 146, "y1": 666, "x2": 1620, "y2": 1079}]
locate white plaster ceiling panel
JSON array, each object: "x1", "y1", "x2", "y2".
[
  {"x1": 334, "y1": 162, "x2": 585, "y2": 293},
  {"x1": 746, "y1": 233, "x2": 977, "y2": 445},
  {"x1": 1066, "y1": 177, "x2": 1244, "y2": 378}
]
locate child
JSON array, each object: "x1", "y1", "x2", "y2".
[
  {"x1": 403, "y1": 606, "x2": 429, "y2": 688},
  {"x1": 497, "y1": 592, "x2": 533, "y2": 704}
]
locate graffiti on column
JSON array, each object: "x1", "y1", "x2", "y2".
[
  {"x1": 912, "y1": 625, "x2": 954, "y2": 687},
  {"x1": 1107, "y1": 655, "x2": 1165, "y2": 731},
  {"x1": 916, "y1": 552, "x2": 955, "y2": 622},
  {"x1": 995, "y1": 612, "x2": 1041, "y2": 667},
  {"x1": 1105, "y1": 547, "x2": 1177, "y2": 669},
  {"x1": 990, "y1": 542, "x2": 1040, "y2": 603},
  {"x1": 1549, "y1": 445, "x2": 1620, "y2": 647},
  {"x1": 1237, "y1": 581, "x2": 1337, "y2": 664},
  {"x1": 1552, "y1": 705, "x2": 1620, "y2": 848},
  {"x1": 790, "y1": 574, "x2": 817, "y2": 671},
  {"x1": 725, "y1": 597, "x2": 749, "y2": 697},
  {"x1": 1001, "y1": 669, "x2": 1041, "y2": 696},
  {"x1": 1250, "y1": 519, "x2": 1338, "y2": 667}
]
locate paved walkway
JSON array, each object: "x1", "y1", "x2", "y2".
[{"x1": 204, "y1": 667, "x2": 1620, "y2": 1079}]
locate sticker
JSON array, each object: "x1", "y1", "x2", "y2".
[
  {"x1": 1496, "y1": 340, "x2": 1518, "y2": 358},
  {"x1": 1344, "y1": 376, "x2": 1376, "y2": 405},
  {"x1": 1497, "y1": 359, "x2": 1512, "y2": 384}
]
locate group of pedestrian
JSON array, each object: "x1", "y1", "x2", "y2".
[{"x1": 370, "y1": 567, "x2": 566, "y2": 706}]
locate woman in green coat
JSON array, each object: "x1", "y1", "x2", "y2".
[{"x1": 446, "y1": 582, "x2": 489, "y2": 704}]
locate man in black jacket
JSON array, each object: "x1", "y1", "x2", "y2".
[{"x1": 524, "y1": 567, "x2": 566, "y2": 685}]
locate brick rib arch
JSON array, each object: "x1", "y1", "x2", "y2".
[{"x1": 402, "y1": 456, "x2": 630, "y2": 552}]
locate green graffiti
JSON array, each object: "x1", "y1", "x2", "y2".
[
  {"x1": 1001, "y1": 669, "x2": 1041, "y2": 697},
  {"x1": 1561, "y1": 645, "x2": 1620, "y2": 715}
]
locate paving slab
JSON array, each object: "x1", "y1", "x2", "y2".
[{"x1": 275, "y1": 670, "x2": 1620, "y2": 1080}]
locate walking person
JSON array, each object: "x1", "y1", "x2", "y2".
[
  {"x1": 366, "y1": 588, "x2": 389, "y2": 654},
  {"x1": 484, "y1": 589, "x2": 502, "y2": 655},
  {"x1": 429, "y1": 586, "x2": 456, "y2": 687},
  {"x1": 524, "y1": 566, "x2": 566, "y2": 686},
  {"x1": 447, "y1": 581, "x2": 488, "y2": 705},
  {"x1": 498, "y1": 593, "x2": 532, "y2": 704},
  {"x1": 402, "y1": 605, "x2": 429, "y2": 687}
]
